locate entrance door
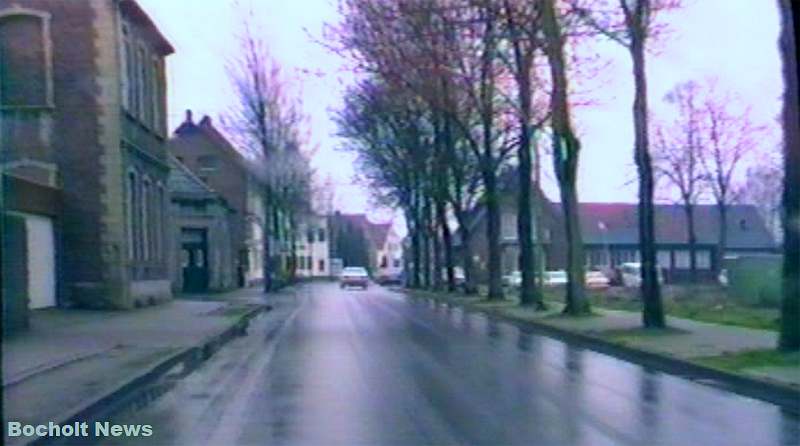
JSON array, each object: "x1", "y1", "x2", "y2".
[
  {"x1": 26, "y1": 214, "x2": 56, "y2": 309},
  {"x1": 181, "y1": 228, "x2": 208, "y2": 293}
]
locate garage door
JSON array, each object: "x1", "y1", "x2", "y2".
[{"x1": 25, "y1": 214, "x2": 56, "y2": 309}]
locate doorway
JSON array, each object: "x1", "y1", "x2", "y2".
[{"x1": 181, "y1": 228, "x2": 208, "y2": 293}]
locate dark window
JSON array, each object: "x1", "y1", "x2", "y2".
[
  {"x1": 318, "y1": 259, "x2": 325, "y2": 272},
  {"x1": 380, "y1": 256, "x2": 388, "y2": 268},
  {"x1": 307, "y1": 229, "x2": 314, "y2": 244},
  {"x1": 318, "y1": 228, "x2": 325, "y2": 242},
  {"x1": 0, "y1": 14, "x2": 48, "y2": 106}
]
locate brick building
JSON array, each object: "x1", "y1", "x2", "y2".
[
  {"x1": 168, "y1": 111, "x2": 267, "y2": 287},
  {"x1": 1, "y1": 0, "x2": 174, "y2": 326}
]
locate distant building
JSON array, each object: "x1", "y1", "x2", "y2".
[
  {"x1": 167, "y1": 155, "x2": 237, "y2": 293},
  {"x1": 168, "y1": 111, "x2": 266, "y2": 287},
  {"x1": 461, "y1": 171, "x2": 777, "y2": 283},
  {"x1": 1, "y1": 0, "x2": 174, "y2": 333},
  {"x1": 329, "y1": 212, "x2": 397, "y2": 275},
  {"x1": 294, "y1": 214, "x2": 331, "y2": 278}
]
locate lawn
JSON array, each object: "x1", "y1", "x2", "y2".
[{"x1": 538, "y1": 285, "x2": 781, "y2": 331}]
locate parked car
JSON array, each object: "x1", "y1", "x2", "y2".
[
  {"x1": 377, "y1": 272, "x2": 403, "y2": 286},
  {"x1": 585, "y1": 270, "x2": 610, "y2": 289},
  {"x1": 718, "y1": 268, "x2": 729, "y2": 287},
  {"x1": 543, "y1": 270, "x2": 568, "y2": 287},
  {"x1": 340, "y1": 267, "x2": 369, "y2": 289},
  {"x1": 502, "y1": 271, "x2": 522, "y2": 288},
  {"x1": 619, "y1": 262, "x2": 664, "y2": 288}
]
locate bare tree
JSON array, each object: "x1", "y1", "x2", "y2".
[
  {"x1": 226, "y1": 24, "x2": 311, "y2": 292},
  {"x1": 653, "y1": 81, "x2": 706, "y2": 283},
  {"x1": 568, "y1": 0, "x2": 681, "y2": 327},
  {"x1": 777, "y1": 0, "x2": 799, "y2": 351},
  {"x1": 741, "y1": 155, "x2": 783, "y2": 242},
  {"x1": 699, "y1": 81, "x2": 762, "y2": 272},
  {"x1": 541, "y1": 0, "x2": 589, "y2": 315}
]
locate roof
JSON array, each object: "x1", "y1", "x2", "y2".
[
  {"x1": 170, "y1": 112, "x2": 270, "y2": 182},
  {"x1": 578, "y1": 203, "x2": 776, "y2": 249},
  {"x1": 167, "y1": 155, "x2": 224, "y2": 204},
  {"x1": 333, "y1": 213, "x2": 393, "y2": 248}
]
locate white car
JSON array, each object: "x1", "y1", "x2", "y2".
[
  {"x1": 585, "y1": 270, "x2": 610, "y2": 289},
  {"x1": 619, "y1": 262, "x2": 664, "y2": 287},
  {"x1": 339, "y1": 267, "x2": 369, "y2": 289},
  {"x1": 543, "y1": 270, "x2": 568, "y2": 287},
  {"x1": 502, "y1": 271, "x2": 522, "y2": 288}
]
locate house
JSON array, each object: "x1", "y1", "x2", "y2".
[
  {"x1": 1, "y1": 0, "x2": 174, "y2": 331},
  {"x1": 328, "y1": 212, "x2": 396, "y2": 275},
  {"x1": 461, "y1": 173, "x2": 776, "y2": 283},
  {"x1": 168, "y1": 111, "x2": 267, "y2": 287},
  {"x1": 167, "y1": 155, "x2": 237, "y2": 293},
  {"x1": 294, "y1": 214, "x2": 331, "y2": 278},
  {"x1": 371, "y1": 224, "x2": 403, "y2": 281}
]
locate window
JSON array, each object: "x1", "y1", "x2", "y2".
[
  {"x1": 126, "y1": 171, "x2": 137, "y2": 260},
  {"x1": 142, "y1": 178, "x2": 151, "y2": 260},
  {"x1": 197, "y1": 155, "x2": 219, "y2": 171},
  {"x1": 394, "y1": 259, "x2": 401, "y2": 268},
  {"x1": 696, "y1": 250, "x2": 711, "y2": 270},
  {"x1": 306, "y1": 256, "x2": 312, "y2": 270},
  {"x1": 156, "y1": 184, "x2": 165, "y2": 261},
  {"x1": 137, "y1": 46, "x2": 147, "y2": 122},
  {"x1": 657, "y1": 250, "x2": 671, "y2": 268},
  {"x1": 307, "y1": 229, "x2": 314, "y2": 244},
  {"x1": 380, "y1": 256, "x2": 388, "y2": 268},
  {"x1": 675, "y1": 250, "x2": 690, "y2": 269},
  {"x1": 318, "y1": 259, "x2": 325, "y2": 272},
  {"x1": 0, "y1": 10, "x2": 51, "y2": 107},
  {"x1": 317, "y1": 228, "x2": 325, "y2": 242},
  {"x1": 299, "y1": 256, "x2": 305, "y2": 270}
]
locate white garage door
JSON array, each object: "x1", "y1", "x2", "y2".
[{"x1": 25, "y1": 214, "x2": 56, "y2": 309}]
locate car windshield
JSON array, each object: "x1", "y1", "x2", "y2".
[{"x1": 343, "y1": 267, "x2": 367, "y2": 276}]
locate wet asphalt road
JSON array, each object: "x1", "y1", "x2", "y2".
[{"x1": 103, "y1": 282, "x2": 799, "y2": 446}]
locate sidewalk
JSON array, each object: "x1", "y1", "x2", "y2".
[
  {"x1": 2, "y1": 286, "x2": 277, "y2": 445},
  {"x1": 411, "y1": 290, "x2": 800, "y2": 392}
]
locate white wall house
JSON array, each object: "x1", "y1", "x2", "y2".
[{"x1": 295, "y1": 214, "x2": 331, "y2": 278}]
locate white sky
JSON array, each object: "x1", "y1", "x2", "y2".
[{"x1": 138, "y1": 0, "x2": 783, "y2": 228}]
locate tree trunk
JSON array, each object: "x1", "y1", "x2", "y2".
[
  {"x1": 630, "y1": 31, "x2": 665, "y2": 328},
  {"x1": 542, "y1": 0, "x2": 587, "y2": 314},
  {"x1": 455, "y1": 207, "x2": 478, "y2": 295},
  {"x1": 717, "y1": 202, "x2": 728, "y2": 274},
  {"x1": 421, "y1": 196, "x2": 432, "y2": 289},
  {"x1": 432, "y1": 213, "x2": 443, "y2": 291},
  {"x1": 484, "y1": 169, "x2": 505, "y2": 300},
  {"x1": 438, "y1": 200, "x2": 456, "y2": 292},
  {"x1": 778, "y1": 0, "x2": 799, "y2": 351},
  {"x1": 262, "y1": 191, "x2": 273, "y2": 294},
  {"x1": 685, "y1": 202, "x2": 697, "y2": 283}
]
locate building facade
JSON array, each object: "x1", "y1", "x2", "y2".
[
  {"x1": 168, "y1": 111, "x2": 266, "y2": 287},
  {"x1": 1, "y1": 0, "x2": 174, "y2": 322},
  {"x1": 294, "y1": 214, "x2": 331, "y2": 278},
  {"x1": 462, "y1": 179, "x2": 777, "y2": 283},
  {"x1": 167, "y1": 155, "x2": 237, "y2": 293}
]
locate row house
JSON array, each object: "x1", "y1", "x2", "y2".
[
  {"x1": 1, "y1": 0, "x2": 173, "y2": 333},
  {"x1": 294, "y1": 213, "x2": 331, "y2": 278},
  {"x1": 168, "y1": 111, "x2": 266, "y2": 291},
  {"x1": 460, "y1": 170, "x2": 777, "y2": 283}
]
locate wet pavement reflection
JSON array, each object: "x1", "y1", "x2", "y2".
[{"x1": 101, "y1": 282, "x2": 799, "y2": 446}]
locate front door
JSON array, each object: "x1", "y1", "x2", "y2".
[{"x1": 181, "y1": 228, "x2": 208, "y2": 293}]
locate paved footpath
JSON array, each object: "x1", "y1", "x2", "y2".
[
  {"x1": 420, "y1": 292, "x2": 799, "y2": 388},
  {"x1": 2, "y1": 286, "x2": 275, "y2": 445}
]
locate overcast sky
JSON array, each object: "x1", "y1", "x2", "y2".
[{"x1": 138, "y1": 0, "x2": 783, "y2": 226}]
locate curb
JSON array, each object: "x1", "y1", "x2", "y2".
[
  {"x1": 23, "y1": 304, "x2": 270, "y2": 446},
  {"x1": 412, "y1": 292, "x2": 800, "y2": 413}
]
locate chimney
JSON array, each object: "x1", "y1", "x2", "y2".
[
  {"x1": 185, "y1": 109, "x2": 193, "y2": 124},
  {"x1": 200, "y1": 115, "x2": 212, "y2": 127}
]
